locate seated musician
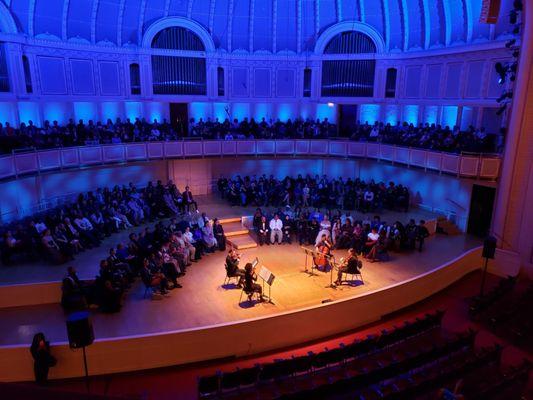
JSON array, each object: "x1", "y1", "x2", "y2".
[
  {"x1": 244, "y1": 262, "x2": 264, "y2": 301},
  {"x1": 225, "y1": 249, "x2": 245, "y2": 287},
  {"x1": 314, "y1": 233, "x2": 332, "y2": 271},
  {"x1": 335, "y1": 248, "x2": 362, "y2": 285}
]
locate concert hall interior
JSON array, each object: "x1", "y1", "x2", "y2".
[{"x1": 0, "y1": 0, "x2": 531, "y2": 399}]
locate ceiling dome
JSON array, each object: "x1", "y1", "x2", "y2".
[{"x1": 3, "y1": 0, "x2": 514, "y2": 52}]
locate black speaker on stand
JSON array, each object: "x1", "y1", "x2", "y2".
[
  {"x1": 66, "y1": 311, "x2": 94, "y2": 393},
  {"x1": 480, "y1": 236, "x2": 497, "y2": 296}
]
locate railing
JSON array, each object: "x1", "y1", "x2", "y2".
[{"x1": 0, "y1": 140, "x2": 501, "y2": 181}]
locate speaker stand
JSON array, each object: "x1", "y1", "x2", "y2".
[{"x1": 82, "y1": 346, "x2": 90, "y2": 394}]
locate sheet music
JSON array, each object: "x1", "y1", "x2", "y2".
[{"x1": 258, "y1": 265, "x2": 275, "y2": 286}]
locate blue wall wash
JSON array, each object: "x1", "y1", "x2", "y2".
[
  {"x1": 359, "y1": 104, "x2": 381, "y2": 125},
  {"x1": 441, "y1": 105, "x2": 458, "y2": 128},
  {"x1": 403, "y1": 105, "x2": 419, "y2": 126}
]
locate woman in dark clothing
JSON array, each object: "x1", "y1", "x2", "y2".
[{"x1": 30, "y1": 332, "x2": 56, "y2": 385}]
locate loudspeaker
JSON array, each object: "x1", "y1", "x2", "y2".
[
  {"x1": 66, "y1": 311, "x2": 94, "y2": 348},
  {"x1": 482, "y1": 236, "x2": 497, "y2": 259}
]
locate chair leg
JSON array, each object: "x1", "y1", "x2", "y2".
[{"x1": 239, "y1": 288, "x2": 244, "y2": 302}]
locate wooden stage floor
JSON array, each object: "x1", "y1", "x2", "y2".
[{"x1": 0, "y1": 196, "x2": 481, "y2": 346}]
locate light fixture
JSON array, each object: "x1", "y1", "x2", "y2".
[{"x1": 327, "y1": 102, "x2": 335, "y2": 107}]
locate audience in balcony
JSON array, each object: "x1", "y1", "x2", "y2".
[
  {"x1": 0, "y1": 115, "x2": 499, "y2": 154},
  {"x1": 217, "y1": 173, "x2": 410, "y2": 213}
]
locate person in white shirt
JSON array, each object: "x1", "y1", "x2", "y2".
[
  {"x1": 315, "y1": 215, "x2": 332, "y2": 246},
  {"x1": 269, "y1": 214, "x2": 283, "y2": 244}
]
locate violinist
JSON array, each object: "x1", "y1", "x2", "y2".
[
  {"x1": 335, "y1": 248, "x2": 362, "y2": 285},
  {"x1": 314, "y1": 234, "x2": 332, "y2": 271},
  {"x1": 244, "y1": 262, "x2": 263, "y2": 301},
  {"x1": 225, "y1": 248, "x2": 245, "y2": 287}
]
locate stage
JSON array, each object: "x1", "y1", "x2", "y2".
[
  {"x1": 0, "y1": 196, "x2": 481, "y2": 348},
  {"x1": 0, "y1": 195, "x2": 492, "y2": 383}
]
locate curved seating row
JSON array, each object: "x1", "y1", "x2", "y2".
[{"x1": 197, "y1": 310, "x2": 445, "y2": 397}]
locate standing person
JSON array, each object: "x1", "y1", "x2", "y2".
[
  {"x1": 416, "y1": 220, "x2": 430, "y2": 252},
  {"x1": 213, "y1": 218, "x2": 226, "y2": 251},
  {"x1": 269, "y1": 214, "x2": 283, "y2": 245},
  {"x1": 183, "y1": 186, "x2": 197, "y2": 212},
  {"x1": 30, "y1": 333, "x2": 56, "y2": 385}
]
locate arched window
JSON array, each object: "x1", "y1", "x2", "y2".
[
  {"x1": 22, "y1": 55, "x2": 32, "y2": 93},
  {"x1": 321, "y1": 31, "x2": 376, "y2": 97},
  {"x1": 217, "y1": 67, "x2": 224, "y2": 97},
  {"x1": 0, "y1": 42, "x2": 9, "y2": 92},
  {"x1": 385, "y1": 68, "x2": 397, "y2": 98},
  {"x1": 129, "y1": 63, "x2": 141, "y2": 95},
  {"x1": 151, "y1": 26, "x2": 206, "y2": 95}
]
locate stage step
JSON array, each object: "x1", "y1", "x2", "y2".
[
  {"x1": 436, "y1": 217, "x2": 462, "y2": 235},
  {"x1": 222, "y1": 221, "x2": 249, "y2": 237},
  {"x1": 219, "y1": 217, "x2": 242, "y2": 224},
  {"x1": 227, "y1": 235, "x2": 257, "y2": 250}
]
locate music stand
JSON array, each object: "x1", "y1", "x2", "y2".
[
  {"x1": 258, "y1": 265, "x2": 275, "y2": 304},
  {"x1": 301, "y1": 246, "x2": 319, "y2": 276},
  {"x1": 325, "y1": 253, "x2": 337, "y2": 289}
]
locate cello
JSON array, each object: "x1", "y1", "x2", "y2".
[{"x1": 314, "y1": 238, "x2": 332, "y2": 270}]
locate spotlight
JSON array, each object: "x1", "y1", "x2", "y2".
[{"x1": 327, "y1": 102, "x2": 334, "y2": 107}]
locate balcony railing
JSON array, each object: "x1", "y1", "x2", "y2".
[{"x1": 0, "y1": 140, "x2": 501, "y2": 181}]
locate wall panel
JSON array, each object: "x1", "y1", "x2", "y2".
[
  {"x1": 70, "y1": 59, "x2": 95, "y2": 95},
  {"x1": 38, "y1": 57, "x2": 67, "y2": 94},
  {"x1": 98, "y1": 61, "x2": 121, "y2": 95}
]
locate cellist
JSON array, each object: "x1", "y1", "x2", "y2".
[{"x1": 314, "y1": 233, "x2": 332, "y2": 271}]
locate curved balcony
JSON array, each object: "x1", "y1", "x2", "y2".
[{"x1": 0, "y1": 140, "x2": 501, "y2": 181}]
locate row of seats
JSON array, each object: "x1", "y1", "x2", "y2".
[
  {"x1": 464, "y1": 360, "x2": 531, "y2": 400},
  {"x1": 276, "y1": 330, "x2": 477, "y2": 400},
  {"x1": 482, "y1": 284, "x2": 533, "y2": 351},
  {"x1": 197, "y1": 310, "x2": 444, "y2": 397},
  {"x1": 469, "y1": 275, "x2": 516, "y2": 317},
  {"x1": 375, "y1": 344, "x2": 503, "y2": 400}
]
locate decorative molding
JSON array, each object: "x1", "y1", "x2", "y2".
[
  {"x1": 141, "y1": 16, "x2": 216, "y2": 52},
  {"x1": 381, "y1": 0, "x2": 390, "y2": 51},
  {"x1": 137, "y1": 0, "x2": 148, "y2": 46},
  {"x1": 442, "y1": 0, "x2": 452, "y2": 46},
  {"x1": 420, "y1": 0, "x2": 430, "y2": 50},
  {"x1": 400, "y1": 0, "x2": 409, "y2": 51},
  {"x1": 464, "y1": 0, "x2": 473, "y2": 43},
  {"x1": 314, "y1": 20, "x2": 386, "y2": 54},
  {"x1": 90, "y1": 0, "x2": 99, "y2": 44},
  {"x1": 117, "y1": 0, "x2": 127, "y2": 46},
  {"x1": 61, "y1": 0, "x2": 70, "y2": 41}
]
